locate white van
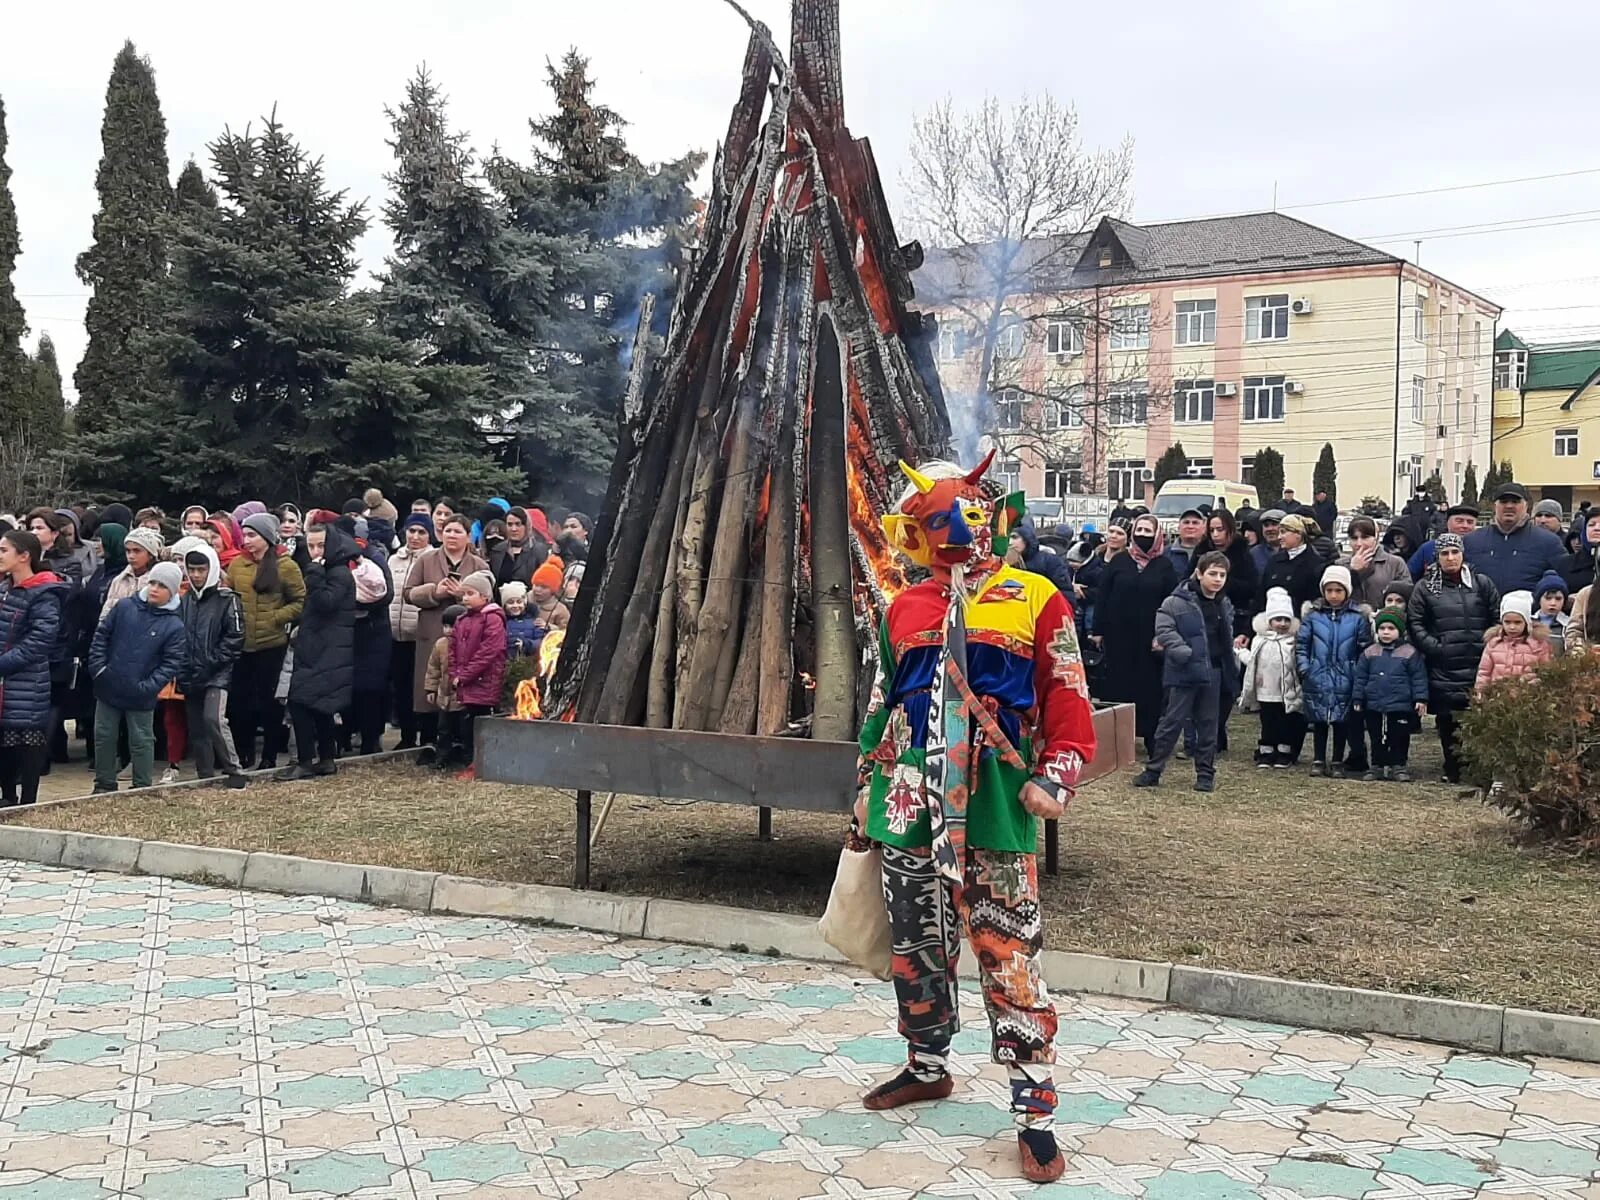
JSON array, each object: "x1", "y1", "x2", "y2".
[{"x1": 1152, "y1": 479, "x2": 1259, "y2": 528}]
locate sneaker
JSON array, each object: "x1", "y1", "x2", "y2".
[
  {"x1": 284, "y1": 763, "x2": 317, "y2": 782},
  {"x1": 1176, "y1": 747, "x2": 1190, "y2": 761},
  {"x1": 1193, "y1": 777, "x2": 1215, "y2": 793},
  {"x1": 117, "y1": 765, "x2": 131, "y2": 782},
  {"x1": 312, "y1": 760, "x2": 338, "y2": 778},
  {"x1": 1391, "y1": 768, "x2": 1412, "y2": 783},
  {"x1": 1329, "y1": 764, "x2": 1346, "y2": 779},
  {"x1": 1132, "y1": 769, "x2": 1161, "y2": 788},
  {"x1": 1309, "y1": 762, "x2": 1327, "y2": 778},
  {"x1": 226, "y1": 774, "x2": 248, "y2": 790},
  {"x1": 160, "y1": 766, "x2": 180, "y2": 786},
  {"x1": 1361, "y1": 769, "x2": 1377, "y2": 782}
]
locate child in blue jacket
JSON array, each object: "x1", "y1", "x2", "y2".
[
  {"x1": 500, "y1": 582, "x2": 542, "y2": 660},
  {"x1": 1352, "y1": 606, "x2": 1428, "y2": 782},
  {"x1": 1296, "y1": 565, "x2": 1373, "y2": 778}
]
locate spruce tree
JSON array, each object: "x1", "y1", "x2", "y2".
[
  {"x1": 1153, "y1": 442, "x2": 1189, "y2": 492},
  {"x1": 174, "y1": 158, "x2": 216, "y2": 210},
  {"x1": 1313, "y1": 442, "x2": 1338, "y2": 505},
  {"x1": 362, "y1": 69, "x2": 538, "y2": 499},
  {"x1": 490, "y1": 50, "x2": 701, "y2": 504},
  {"x1": 73, "y1": 42, "x2": 172, "y2": 441},
  {"x1": 0, "y1": 96, "x2": 28, "y2": 432}
]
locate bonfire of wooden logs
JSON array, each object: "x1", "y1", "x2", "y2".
[{"x1": 547, "y1": 0, "x2": 950, "y2": 739}]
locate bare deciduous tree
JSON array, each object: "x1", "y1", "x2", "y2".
[{"x1": 904, "y1": 94, "x2": 1140, "y2": 492}]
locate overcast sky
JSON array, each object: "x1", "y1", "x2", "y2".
[{"x1": 5, "y1": 0, "x2": 1599, "y2": 398}]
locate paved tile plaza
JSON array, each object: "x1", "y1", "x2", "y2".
[{"x1": 0, "y1": 863, "x2": 1596, "y2": 1198}]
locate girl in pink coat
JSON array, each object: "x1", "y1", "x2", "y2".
[
  {"x1": 1475, "y1": 590, "x2": 1552, "y2": 695},
  {"x1": 446, "y1": 572, "x2": 507, "y2": 769}
]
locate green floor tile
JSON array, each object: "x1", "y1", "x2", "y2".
[
  {"x1": 132, "y1": 1162, "x2": 252, "y2": 1199},
  {"x1": 418, "y1": 1142, "x2": 538, "y2": 1184},
  {"x1": 276, "y1": 1150, "x2": 398, "y2": 1195}
]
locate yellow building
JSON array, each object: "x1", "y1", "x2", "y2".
[
  {"x1": 1491, "y1": 330, "x2": 1600, "y2": 509},
  {"x1": 922, "y1": 213, "x2": 1500, "y2": 510}
]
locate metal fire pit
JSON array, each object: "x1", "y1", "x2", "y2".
[{"x1": 476, "y1": 704, "x2": 1136, "y2": 889}]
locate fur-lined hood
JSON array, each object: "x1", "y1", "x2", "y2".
[
  {"x1": 1251, "y1": 609, "x2": 1300, "y2": 638},
  {"x1": 1484, "y1": 621, "x2": 1550, "y2": 645}
]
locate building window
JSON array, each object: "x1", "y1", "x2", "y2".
[
  {"x1": 1474, "y1": 320, "x2": 1482, "y2": 359},
  {"x1": 1242, "y1": 375, "x2": 1286, "y2": 422},
  {"x1": 938, "y1": 322, "x2": 965, "y2": 362},
  {"x1": 994, "y1": 458, "x2": 1022, "y2": 494},
  {"x1": 1110, "y1": 304, "x2": 1150, "y2": 351},
  {"x1": 1045, "y1": 317, "x2": 1083, "y2": 357},
  {"x1": 1455, "y1": 313, "x2": 1463, "y2": 354},
  {"x1": 1107, "y1": 386, "x2": 1148, "y2": 427},
  {"x1": 1436, "y1": 382, "x2": 1445, "y2": 428},
  {"x1": 1454, "y1": 388, "x2": 1461, "y2": 429},
  {"x1": 1412, "y1": 301, "x2": 1425, "y2": 342},
  {"x1": 993, "y1": 319, "x2": 1025, "y2": 360},
  {"x1": 1240, "y1": 455, "x2": 1256, "y2": 485},
  {"x1": 1411, "y1": 375, "x2": 1425, "y2": 423},
  {"x1": 1175, "y1": 299, "x2": 1216, "y2": 346},
  {"x1": 1245, "y1": 293, "x2": 1289, "y2": 341},
  {"x1": 1043, "y1": 460, "x2": 1083, "y2": 498},
  {"x1": 991, "y1": 388, "x2": 1023, "y2": 432},
  {"x1": 1409, "y1": 454, "x2": 1423, "y2": 494},
  {"x1": 1494, "y1": 349, "x2": 1528, "y2": 390},
  {"x1": 1050, "y1": 387, "x2": 1085, "y2": 429},
  {"x1": 1555, "y1": 427, "x2": 1580, "y2": 457},
  {"x1": 1107, "y1": 460, "x2": 1147, "y2": 502},
  {"x1": 1185, "y1": 458, "x2": 1215, "y2": 479},
  {"x1": 1174, "y1": 379, "x2": 1215, "y2": 424}
]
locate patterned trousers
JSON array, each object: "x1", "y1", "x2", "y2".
[{"x1": 880, "y1": 844, "x2": 1057, "y2": 1066}]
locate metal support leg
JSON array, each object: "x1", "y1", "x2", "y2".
[
  {"x1": 575, "y1": 790, "x2": 592, "y2": 890},
  {"x1": 1044, "y1": 818, "x2": 1059, "y2": 877},
  {"x1": 758, "y1": 806, "x2": 772, "y2": 841}
]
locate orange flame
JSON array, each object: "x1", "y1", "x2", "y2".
[
  {"x1": 846, "y1": 443, "x2": 906, "y2": 598},
  {"x1": 512, "y1": 678, "x2": 542, "y2": 721},
  {"x1": 539, "y1": 629, "x2": 565, "y2": 684}
]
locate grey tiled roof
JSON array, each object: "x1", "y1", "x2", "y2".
[{"x1": 915, "y1": 211, "x2": 1398, "y2": 301}]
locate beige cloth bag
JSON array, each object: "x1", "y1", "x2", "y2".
[{"x1": 818, "y1": 841, "x2": 893, "y2": 981}]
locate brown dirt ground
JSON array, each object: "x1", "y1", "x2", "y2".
[{"x1": 7, "y1": 720, "x2": 1598, "y2": 1015}]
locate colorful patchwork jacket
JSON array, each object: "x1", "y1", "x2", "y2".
[{"x1": 858, "y1": 566, "x2": 1097, "y2": 853}]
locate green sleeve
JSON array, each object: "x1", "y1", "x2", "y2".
[{"x1": 856, "y1": 618, "x2": 896, "y2": 756}]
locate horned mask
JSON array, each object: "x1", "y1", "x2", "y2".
[{"x1": 881, "y1": 450, "x2": 1026, "y2": 573}]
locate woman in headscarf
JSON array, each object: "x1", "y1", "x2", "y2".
[
  {"x1": 286, "y1": 519, "x2": 358, "y2": 778},
  {"x1": 387, "y1": 514, "x2": 433, "y2": 749},
  {"x1": 25, "y1": 510, "x2": 83, "y2": 768},
  {"x1": 207, "y1": 514, "x2": 243, "y2": 567},
  {"x1": 225, "y1": 513, "x2": 306, "y2": 770},
  {"x1": 1092, "y1": 513, "x2": 1178, "y2": 752},
  {"x1": 1406, "y1": 532, "x2": 1499, "y2": 784},
  {"x1": 1072, "y1": 519, "x2": 1127, "y2": 646},
  {"x1": 405, "y1": 514, "x2": 487, "y2": 760},
  {"x1": 180, "y1": 506, "x2": 210, "y2": 539},
  {"x1": 0, "y1": 530, "x2": 68, "y2": 805}
]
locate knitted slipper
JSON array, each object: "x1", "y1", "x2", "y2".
[
  {"x1": 1018, "y1": 1128, "x2": 1065, "y2": 1183},
  {"x1": 862, "y1": 1067, "x2": 954, "y2": 1111}
]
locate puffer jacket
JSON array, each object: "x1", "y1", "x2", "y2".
[
  {"x1": 1239, "y1": 611, "x2": 1302, "y2": 713},
  {"x1": 1295, "y1": 600, "x2": 1373, "y2": 723},
  {"x1": 288, "y1": 526, "x2": 358, "y2": 715},
  {"x1": 39, "y1": 547, "x2": 81, "y2": 686},
  {"x1": 178, "y1": 545, "x2": 244, "y2": 693},
  {"x1": 1257, "y1": 546, "x2": 1324, "y2": 617},
  {"x1": 0, "y1": 574, "x2": 66, "y2": 731},
  {"x1": 1475, "y1": 626, "x2": 1552, "y2": 694},
  {"x1": 227, "y1": 551, "x2": 307, "y2": 651},
  {"x1": 345, "y1": 520, "x2": 393, "y2": 694},
  {"x1": 1407, "y1": 564, "x2": 1500, "y2": 710},
  {"x1": 1463, "y1": 517, "x2": 1565, "y2": 597},
  {"x1": 386, "y1": 545, "x2": 424, "y2": 641},
  {"x1": 450, "y1": 603, "x2": 508, "y2": 708},
  {"x1": 1014, "y1": 517, "x2": 1074, "y2": 596},
  {"x1": 505, "y1": 611, "x2": 542, "y2": 658},
  {"x1": 1353, "y1": 641, "x2": 1427, "y2": 714},
  {"x1": 89, "y1": 590, "x2": 186, "y2": 712},
  {"x1": 1153, "y1": 577, "x2": 1234, "y2": 688}
]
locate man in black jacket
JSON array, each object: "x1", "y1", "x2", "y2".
[
  {"x1": 1311, "y1": 489, "x2": 1338, "y2": 538},
  {"x1": 181, "y1": 547, "x2": 248, "y2": 788}
]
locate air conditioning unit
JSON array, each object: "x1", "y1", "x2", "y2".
[
  {"x1": 1285, "y1": 380, "x2": 1305, "y2": 395},
  {"x1": 1216, "y1": 381, "x2": 1238, "y2": 398},
  {"x1": 1290, "y1": 297, "x2": 1314, "y2": 316},
  {"x1": 1140, "y1": 468, "x2": 1155, "y2": 482},
  {"x1": 1397, "y1": 461, "x2": 1411, "y2": 477}
]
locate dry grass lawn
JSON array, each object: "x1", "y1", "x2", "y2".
[{"x1": 8, "y1": 722, "x2": 1598, "y2": 1015}]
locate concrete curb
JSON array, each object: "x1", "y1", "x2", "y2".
[
  {"x1": 0, "y1": 831, "x2": 1591, "y2": 1063},
  {"x1": 16, "y1": 746, "x2": 422, "y2": 815}
]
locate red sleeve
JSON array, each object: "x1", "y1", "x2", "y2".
[{"x1": 1031, "y1": 589, "x2": 1096, "y2": 793}]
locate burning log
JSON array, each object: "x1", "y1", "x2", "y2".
[{"x1": 548, "y1": 0, "x2": 950, "y2": 736}]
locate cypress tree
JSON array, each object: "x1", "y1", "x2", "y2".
[
  {"x1": 73, "y1": 42, "x2": 172, "y2": 440},
  {"x1": 490, "y1": 50, "x2": 701, "y2": 504},
  {"x1": 1461, "y1": 461, "x2": 1478, "y2": 508},
  {"x1": 24, "y1": 333, "x2": 65, "y2": 442},
  {"x1": 0, "y1": 96, "x2": 27, "y2": 432},
  {"x1": 1253, "y1": 446, "x2": 1285, "y2": 505},
  {"x1": 1153, "y1": 442, "x2": 1189, "y2": 492},
  {"x1": 1313, "y1": 442, "x2": 1338, "y2": 505}
]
